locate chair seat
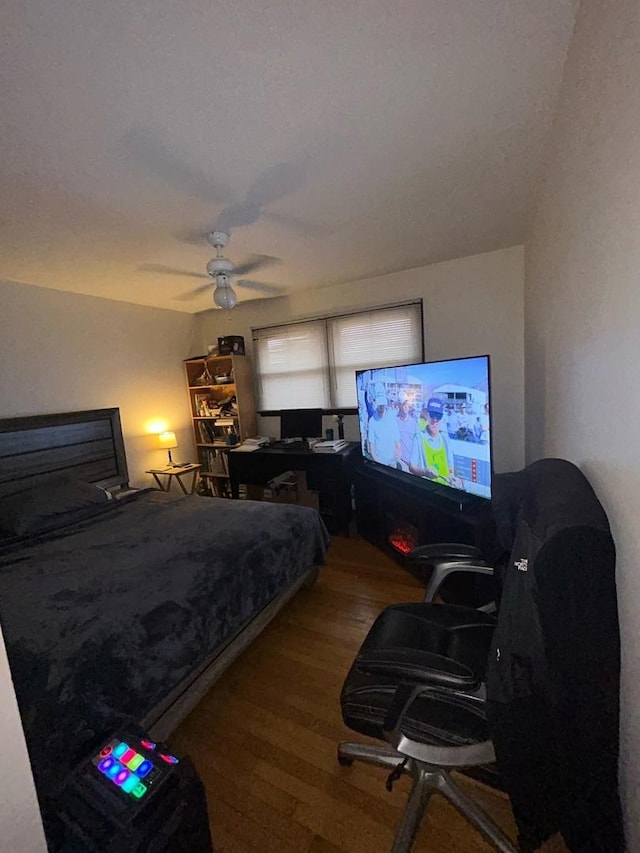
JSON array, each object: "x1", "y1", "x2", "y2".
[
  {"x1": 342, "y1": 685, "x2": 491, "y2": 746},
  {"x1": 341, "y1": 602, "x2": 497, "y2": 745}
]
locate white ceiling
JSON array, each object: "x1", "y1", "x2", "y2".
[{"x1": 1, "y1": 0, "x2": 577, "y2": 313}]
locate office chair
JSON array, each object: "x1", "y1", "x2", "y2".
[
  {"x1": 338, "y1": 459, "x2": 623, "y2": 852},
  {"x1": 408, "y1": 541, "x2": 495, "y2": 606},
  {"x1": 409, "y1": 468, "x2": 527, "y2": 608}
]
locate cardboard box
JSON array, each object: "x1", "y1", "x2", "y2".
[{"x1": 246, "y1": 470, "x2": 319, "y2": 511}]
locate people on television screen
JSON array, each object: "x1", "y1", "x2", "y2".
[
  {"x1": 455, "y1": 402, "x2": 474, "y2": 441},
  {"x1": 396, "y1": 391, "x2": 417, "y2": 470},
  {"x1": 445, "y1": 405, "x2": 458, "y2": 439},
  {"x1": 364, "y1": 383, "x2": 376, "y2": 420},
  {"x1": 357, "y1": 381, "x2": 371, "y2": 454},
  {"x1": 480, "y1": 403, "x2": 490, "y2": 443},
  {"x1": 367, "y1": 393, "x2": 401, "y2": 468},
  {"x1": 409, "y1": 397, "x2": 463, "y2": 488}
]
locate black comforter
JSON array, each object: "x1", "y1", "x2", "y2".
[{"x1": 0, "y1": 491, "x2": 329, "y2": 800}]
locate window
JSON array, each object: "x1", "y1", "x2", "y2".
[{"x1": 253, "y1": 302, "x2": 423, "y2": 411}]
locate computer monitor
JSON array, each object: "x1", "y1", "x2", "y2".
[{"x1": 279, "y1": 408, "x2": 323, "y2": 441}]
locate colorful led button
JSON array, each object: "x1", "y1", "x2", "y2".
[
  {"x1": 135, "y1": 760, "x2": 153, "y2": 778},
  {"x1": 114, "y1": 769, "x2": 130, "y2": 787},
  {"x1": 98, "y1": 757, "x2": 114, "y2": 774},
  {"x1": 159, "y1": 754, "x2": 179, "y2": 764},
  {"x1": 121, "y1": 774, "x2": 139, "y2": 794},
  {"x1": 140, "y1": 739, "x2": 156, "y2": 751},
  {"x1": 106, "y1": 761, "x2": 122, "y2": 779},
  {"x1": 126, "y1": 753, "x2": 144, "y2": 771},
  {"x1": 99, "y1": 745, "x2": 113, "y2": 758},
  {"x1": 131, "y1": 782, "x2": 147, "y2": 799},
  {"x1": 112, "y1": 743, "x2": 128, "y2": 759},
  {"x1": 120, "y1": 748, "x2": 136, "y2": 765}
]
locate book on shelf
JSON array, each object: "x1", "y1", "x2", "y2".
[
  {"x1": 193, "y1": 394, "x2": 222, "y2": 417},
  {"x1": 198, "y1": 420, "x2": 218, "y2": 443},
  {"x1": 202, "y1": 448, "x2": 229, "y2": 475},
  {"x1": 203, "y1": 477, "x2": 230, "y2": 498}
]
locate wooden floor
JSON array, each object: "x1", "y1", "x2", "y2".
[{"x1": 171, "y1": 535, "x2": 518, "y2": 853}]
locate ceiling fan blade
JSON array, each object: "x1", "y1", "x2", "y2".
[
  {"x1": 124, "y1": 125, "x2": 231, "y2": 205},
  {"x1": 234, "y1": 254, "x2": 283, "y2": 276},
  {"x1": 137, "y1": 263, "x2": 209, "y2": 280},
  {"x1": 127, "y1": 131, "x2": 320, "y2": 242},
  {"x1": 172, "y1": 283, "x2": 213, "y2": 302},
  {"x1": 174, "y1": 228, "x2": 212, "y2": 246},
  {"x1": 263, "y1": 210, "x2": 335, "y2": 239},
  {"x1": 214, "y1": 201, "x2": 262, "y2": 232},
  {"x1": 236, "y1": 279, "x2": 283, "y2": 296},
  {"x1": 212, "y1": 159, "x2": 308, "y2": 232},
  {"x1": 244, "y1": 160, "x2": 307, "y2": 208}
]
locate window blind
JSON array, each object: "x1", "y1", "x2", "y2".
[
  {"x1": 327, "y1": 304, "x2": 423, "y2": 407},
  {"x1": 253, "y1": 301, "x2": 423, "y2": 410},
  {"x1": 253, "y1": 320, "x2": 331, "y2": 409}
]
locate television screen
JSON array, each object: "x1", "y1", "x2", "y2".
[
  {"x1": 355, "y1": 355, "x2": 492, "y2": 500},
  {"x1": 280, "y1": 408, "x2": 323, "y2": 441}
]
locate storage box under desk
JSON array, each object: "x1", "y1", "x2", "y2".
[{"x1": 245, "y1": 470, "x2": 320, "y2": 510}]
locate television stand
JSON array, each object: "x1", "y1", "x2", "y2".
[
  {"x1": 428, "y1": 485, "x2": 487, "y2": 514},
  {"x1": 353, "y1": 463, "x2": 496, "y2": 569}
]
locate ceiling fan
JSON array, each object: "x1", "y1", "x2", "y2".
[
  {"x1": 125, "y1": 125, "x2": 333, "y2": 242},
  {"x1": 139, "y1": 231, "x2": 283, "y2": 308}
]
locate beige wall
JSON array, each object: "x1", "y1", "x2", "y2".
[
  {"x1": 195, "y1": 245, "x2": 526, "y2": 473},
  {"x1": 525, "y1": 0, "x2": 640, "y2": 842},
  {"x1": 1, "y1": 280, "x2": 198, "y2": 482}
]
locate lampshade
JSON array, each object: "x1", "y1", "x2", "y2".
[
  {"x1": 158, "y1": 430, "x2": 177, "y2": 466},
  {"x1": 157, "y1": 431, "x2": 177, "y2": 450},
  {"x1": 213, "y1": 284, "x2": 238, "y2": 309}
]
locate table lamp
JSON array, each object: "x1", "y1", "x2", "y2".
[{"x1": 158, "y1": 431, "x2": 177, "y2": 466}]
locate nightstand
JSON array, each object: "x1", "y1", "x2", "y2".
[{"x1": 146, "y1": 464, "x2": 201, "y2": 495}]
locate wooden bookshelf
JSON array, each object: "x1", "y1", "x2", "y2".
[{"x1": 184, "y1": 355, "x2": 257, "y2": 497}]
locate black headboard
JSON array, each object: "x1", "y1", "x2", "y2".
[{"x1": 0, "y1": 408, "x2": 129, "y2": 498}]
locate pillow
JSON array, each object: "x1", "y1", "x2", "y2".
[{"x1": 0, "y1": 476, "x2": 112, "y2": 537}]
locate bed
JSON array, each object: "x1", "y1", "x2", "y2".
[{"x1": 0, "y1": 408, "x2": 330, "y2": 812}]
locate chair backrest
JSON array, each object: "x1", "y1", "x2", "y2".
[
  {"x1": 487, "y1": 468, "x2": 528, "y2": 590},
  {"x1": 486, "y1": 458, "x2": 623, "y2": 851}
]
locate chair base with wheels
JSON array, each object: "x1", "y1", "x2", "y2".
[
  {"x1": 338, "y1": 602, "x2": 515, "y2": 853},
  {"x1": 337, "y1": 741, "x2": 515, "y2": 853}
]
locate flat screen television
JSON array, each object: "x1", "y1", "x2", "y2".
[
  {"x1": 355, "y1": 355, "x2": 492, "y2": 501},
  {"x1": 279, "y1": 408, "x2": 323, "y2": 441}
]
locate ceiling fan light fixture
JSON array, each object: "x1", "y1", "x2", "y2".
[
  {"x1": 207, "y1": 231, "x2": 229, "y2": 250},
  {"x1": 213, "y1": 284, "x2": 238, "y2": 309},
  {"x1": 206, "y1": 256, "x2": 234, "y2": 276}
]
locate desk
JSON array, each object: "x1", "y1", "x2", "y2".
[
  {"x1": 228, "y1": 443, "x2": 361, "y2": 534},
  {"x1": 146, "y1": 464, "x2": 201, "y2": 495}
]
